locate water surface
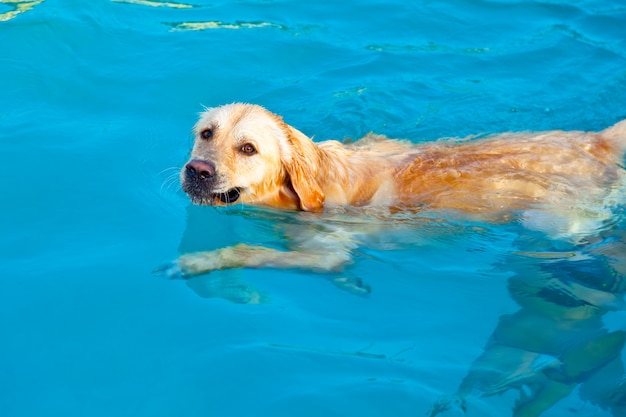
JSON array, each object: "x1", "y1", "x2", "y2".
[{"x1": 1, "y1": 1, "x2": 625, "y2": 416}]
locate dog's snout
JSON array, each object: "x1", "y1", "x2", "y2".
[{"x1": 186, "y1": 159, "x2": 216, "y2": 180}]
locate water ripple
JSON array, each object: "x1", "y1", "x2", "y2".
[
  {"x1": 111, "y1": 0, "x2": 196, "y2": 8},
  {"x1": 165, "y1": 20, "x2": 287, "y2": 31},
  {"x1": 0, "y1": 0, "x2": 45, "y2": 22}
]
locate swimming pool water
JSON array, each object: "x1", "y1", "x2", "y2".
[{"x1": 1, "y1": 1, "x2": 625, "y2": 416}]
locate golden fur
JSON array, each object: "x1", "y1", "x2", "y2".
[{"x1": 182, "y1": 103, "x2": 626, "y2": 216}]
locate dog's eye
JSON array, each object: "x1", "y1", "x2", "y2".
[
  {"x1": 240, "y1": 143, "x2": 257, "y2": 155},
  {"x1": 200, "y1": 129, "x2": 213, "y2": 140}
]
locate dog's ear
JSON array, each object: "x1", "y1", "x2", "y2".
[{"x1": 279, "y1": 124, "x2": 325, "y2": 212}]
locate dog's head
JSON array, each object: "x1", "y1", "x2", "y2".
[{"x1": 181, "y1": 103, "x2": 325, "y2": 211}]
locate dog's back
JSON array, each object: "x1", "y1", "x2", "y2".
[{"x1": 393, "y1": 121, "x2": 626, "y2": 215}]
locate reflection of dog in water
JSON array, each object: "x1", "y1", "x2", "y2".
[
  {"x1": 429, "y1": 233, "x2": 626, "y2": 417},
  {"x1": 161, "y1": 103, "x2": 626, "y2": 416}
]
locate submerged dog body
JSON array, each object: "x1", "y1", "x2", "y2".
[{"x1": 182, "y1": 103, "x2": 626, "y2": 216}]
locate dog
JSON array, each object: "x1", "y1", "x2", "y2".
[
  {"x1": 160, "y1": 103, "x2": 626, "y2": 415},
  {"x1": 182, "y1": 103, "x2": 625, "y2": 213},
  {"x1": 166, "y1": 102, "x2": 626, "y2": 279}
]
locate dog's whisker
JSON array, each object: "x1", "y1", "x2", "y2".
[
  {"x1": 164, "y1": 182, "x2": 182, "y2": 193},
  {"x1": 159, "y1": 166, "x2": 181, "y2": 175},
  {"x1": 160, "y1": 172, "x2": 182, "y2": 193}
]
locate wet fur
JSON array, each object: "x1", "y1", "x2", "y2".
[{"x1": 183, "y1": 103, "x2": 626, "y2": 217}]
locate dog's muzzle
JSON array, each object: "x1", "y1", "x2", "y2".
[{"x1": 182, "y1": 159, "x2": 241, "y2": 204}]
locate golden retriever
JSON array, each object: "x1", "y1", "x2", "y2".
[
  {"x1": 166, "y1": 102, "x2": 626, "y2": 417},
  {"x1": 182, "y1": 103, "x2": 625, "y2": 212},
  {"x1": 168, "y1": 102, "x2": 625, "y2": 279}
]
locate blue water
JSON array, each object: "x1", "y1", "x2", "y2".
[{"x1": 1, "y1": 1, "x2": 625, "y2": 416}]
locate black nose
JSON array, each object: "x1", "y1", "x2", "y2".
[{"x1": 185, "y1": 159, "x2": 216, "y2": 180}]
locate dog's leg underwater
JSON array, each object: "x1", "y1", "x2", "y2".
[{"x1": 156, "y1": 243, "x2": 371, "y2": 295}]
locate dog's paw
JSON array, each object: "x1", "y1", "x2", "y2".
[
  {"x1": 153, "y1": 261, "x2": 188, "y2": 280},
  {"x1": 426, "y1": 395, "x2": 467, "y2": 417},
  {"x1": 331, "y1": 276, "x2": 371, "y2": 296}
]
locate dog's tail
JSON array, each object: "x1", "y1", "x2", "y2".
[{"x1": 601, "y1": 118, "x2": 626, "y2": 156}]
